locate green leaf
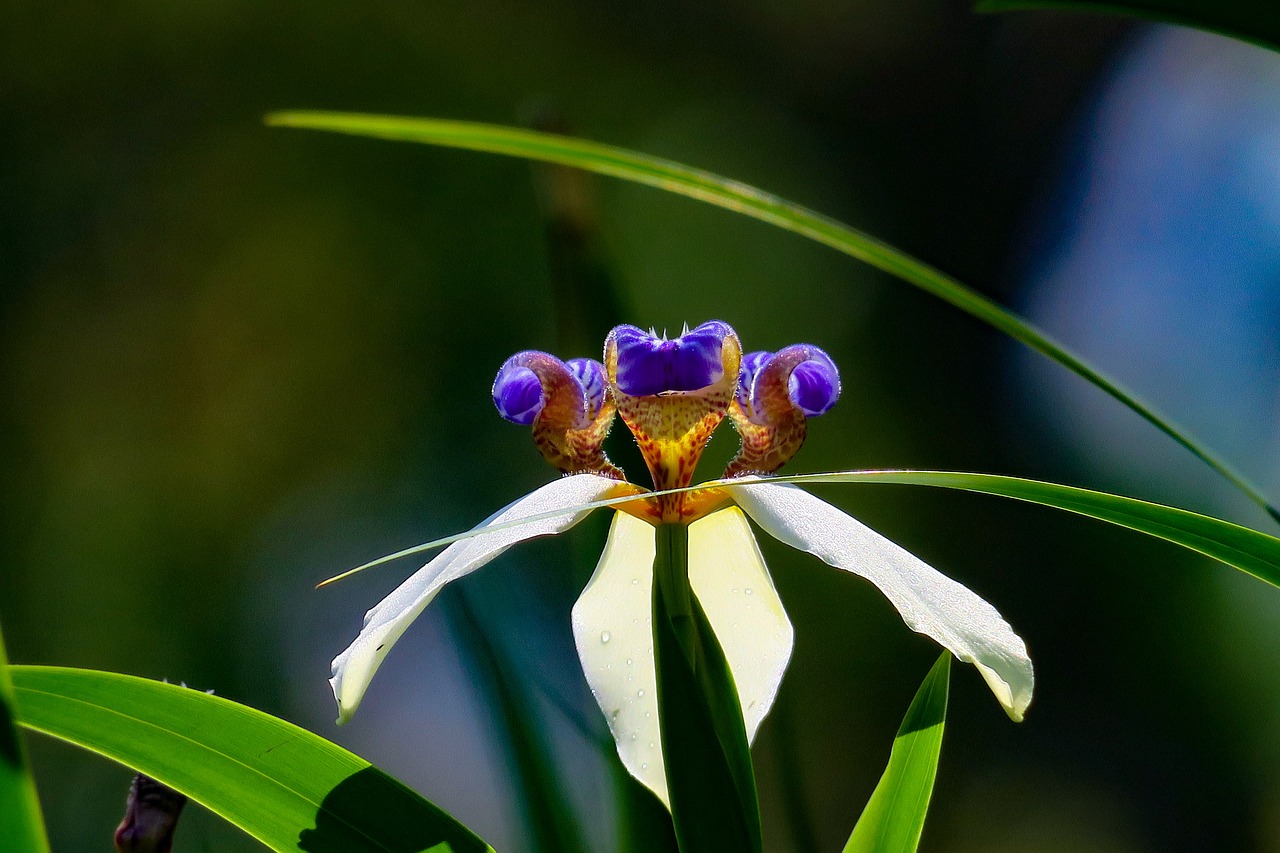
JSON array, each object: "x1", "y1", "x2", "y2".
[
  {"x1": 743, "y1": 470, "x2": 1280, "y2": 589},
  {"x1": 265, "y1": 111, "x2": 1278, "y2": 524},
  {"x1": 10, "y1": 667, "x2": 493, "y2": 853},
  {"x1": 652, "y1": 524, "x2": 763, "y2": 853},
  {"x1": 976, "y1": 0, "x2": 1280, "y2": 55},
  {"x1": 0, "y1": 629, "x2": 50, "y2": 853},
  {"x1": 844, "y1": 654, "x2": 950, "y2": 853}
]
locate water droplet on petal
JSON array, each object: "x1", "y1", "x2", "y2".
[
  {"x1": 626, "y1": 658, "x2": 633, "y2": 665},
  {"x1": 745, "y1": 588, "x2": 754, "y2": 595},
  {"x1": 641, "y1": 762, "x2": 648, "y2": 770},
  {"x1": 631, "y1": 578, "x2": 639, "y2": 585},
  {"x1": 637, "y1": 689, "x2": 645, "y2": 697},
  {"x1": 601, "y1": 630, "x2": 612, "y2": 644}
]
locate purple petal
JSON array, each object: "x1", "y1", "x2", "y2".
[
  {"x1": 785, "y1": 348, "x2": 840, "y2": 416},
  {"x1": 567, "y1": 358, "x2": 608, "y2": 418},
  {"x1": 493, "y1": 354, "x2": 548, "y2": 425},
  {"x1": 736, "y1": 350, "x2": 773, "y2": 411},
  {"x1": 612, "y1": 321, "x2": 733, "y2": 396}
]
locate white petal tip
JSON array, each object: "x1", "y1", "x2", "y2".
[
  {"x1": 329, "y1": 671, "x2": 360, "y2": 725},
  {"x1": 973, "y1": 659, "x2": 1033, "y2": 723}
]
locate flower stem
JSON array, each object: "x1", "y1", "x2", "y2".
[
  {"x1": 652, "y1": 522, "x2": 763, "y2": 852},
  {"x1": 653, "y1": 523, "x2": 695, "y2": 656}
]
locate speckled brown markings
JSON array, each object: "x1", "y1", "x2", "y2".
[
  {"x1": 606, "y1": 329, "x2": 742, "y2": 522},
  {"x1": 517, "y1": 351, "x2": 626, "y2": 479},
  {"x1": 725, "y1": 347, "x2": 813, "y2": 477}
]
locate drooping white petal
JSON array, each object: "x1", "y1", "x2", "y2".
[
  {"x1": 570, "y1": 511, "x2": 665, "y2": 805},
  {"x1": 331, "y1": 473, "x2": 621, "y2": 724},
  {"x1": 688, "y1": 506, "x2": 793, "y2": 742},
  {"x1": 727, "y1": 481, "x2": 1034, "y2": 721}
]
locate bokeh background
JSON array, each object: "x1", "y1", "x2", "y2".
[{"x1": 4, "y1": 2, "x2": 1280, "y2": 851}]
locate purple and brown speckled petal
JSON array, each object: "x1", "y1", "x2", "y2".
[
  {"x1": 493, "y1": 351, "x2": 623, "y2": 478},
  {"x1": 726, "y1": 344, "x2": 840, "y2": 477},
  {"x1": 605, "y1": 322, "x2": 741, "y2": 520}
]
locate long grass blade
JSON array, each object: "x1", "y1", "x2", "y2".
[
  {"x1": 265, "y1": 111, "x2": 1278, "y2": 523},
  {"x1": 976, "y1": 0, "x2": 1280, "y2": 54},
  {"x1": 739, "y1": 471, "x2": 1280, "y2": 588},
  {"x1": 316, "y1": 470, "x2": 1280, "y2": 591}
]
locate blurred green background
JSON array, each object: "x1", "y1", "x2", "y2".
[{"x1": 4, "y1": 1, "x2": 1280, "y2": 851}]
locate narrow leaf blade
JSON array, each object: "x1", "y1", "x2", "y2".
[
  {"x1": 11, "y1": 667, "x2": 492, "y2": 853},
  {"x1": 265, "y1": 111, "x2": 1278, "y2": 523},
  {"x1": 0, "y1": 630, "x2": 50, "y2": 853},
  {"x1": 844, "y1": 653, "x2": 951, "y2": 853},
  {"x1": 976, "y1": 0, "x2": 1280, "y2": 55},
  {"x1": 735, "y1": 470, "x2": 1280, "y2": 588}
]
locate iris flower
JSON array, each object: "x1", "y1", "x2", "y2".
[{"x1": 329, "y1": 321, "x2": 1033, "y2": 805}]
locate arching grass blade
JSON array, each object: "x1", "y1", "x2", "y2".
[
  {"x1": 976, "y1": 0, "x2": 1280, "y2": 55},
  {"x1": 265, "y1": 111, "x2": 1279, "y2": 523},
  {"x1": 741, "y1": 470, "x2": 1280, "y2": 588},
  {"x1": 318, "y1": 470, "x2": 1280, "y2": 592}
]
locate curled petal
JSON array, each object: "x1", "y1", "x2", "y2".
[
  {"x1": 331, "y1": 473, "x2": 622, "y2": 724},
  {"x1": 571, "y1": 512, "x2": 665, "y2": 803},
  {"x1": 566, "y1": 357, "x2": 608, "y2": 420},
  {"x1": 610, "y1": 321, "x2": 734, "y2": 396},
  {"x1": 493, "y1": 350, "x2": 590, "y2": 429},
  {"x1": 726, "y1": 344, "x2": 840, "y2": 476},
  {"x1": 727, "y1": 481, "x2": 1034, "y2": 721},
  {"x1": 735, "y1": 351, "x2": 773, "y2": 412},
  {"x1": 786, "y1": 350, "x2": 840, "y2": 417},
  {"x1": 493, "y1": 363, "x2": 544, "y2": 425},
  {"x1": 493, "y1": 351, "x2": 621, "y2": 477},
  {"x1": 688, "y1": 506, "x2": 793, "y2": 741}
]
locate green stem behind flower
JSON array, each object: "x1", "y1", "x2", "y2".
[
  {"x1": 654, "y1": 525, "x2": 695, "y2": 655},
  {"x1": 652, "y1": 523, "x2": 763, "y2": 853}
]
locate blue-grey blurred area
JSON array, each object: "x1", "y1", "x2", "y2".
[{"x1": 2, "y1": 2, "x2": 1279, "y2": 851}]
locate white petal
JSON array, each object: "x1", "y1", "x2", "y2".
[
  {"x1": 688, "y1": 506, "x2": 793, "y2": 742},
  {"x1": 331, "y1": 473, "x2": 620, "y2": 724},
  {"x1": 727, "y1": 481, "x2": 1034, "y2": 721},
  {"x1": 570, "y1": 512, "x2": 666, "y2": 805}
]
